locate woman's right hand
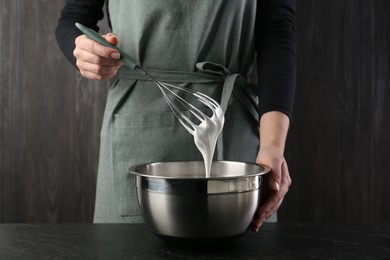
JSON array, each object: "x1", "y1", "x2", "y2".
[{"x1": 73, "y1": 33, "x2": 123, "y2": 80}]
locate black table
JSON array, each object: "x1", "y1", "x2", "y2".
[{"x1": 0, "y1": 223, "x2": 389, "y2": 259}]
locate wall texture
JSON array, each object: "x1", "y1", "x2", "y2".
[
  {"x1": 0, "y1": 1, "x2": 389, "y2": 223},
  {"x1": 280, "y1": 0, "x2": 390, "y2": 222},
  {"x1": 0, "y1": 0, "x2": 109, "y2": 222}
]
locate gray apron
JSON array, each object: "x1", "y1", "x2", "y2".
[{"x1": 94, "y1": 0, "x2": 267, "y2": 223}]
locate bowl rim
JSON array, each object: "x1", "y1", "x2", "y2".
[{"x1": 128, "y1": 160, "x2": 271, "y2": 180}]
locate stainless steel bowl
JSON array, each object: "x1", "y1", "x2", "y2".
[{"x1": 129, "y1": 161, "x2": 270, "y2": 245}]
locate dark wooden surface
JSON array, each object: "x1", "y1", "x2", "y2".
[
  {"x1": 1, "y1": 1, "x2": 389, "y2": 223},
  {"x1": 0, "y1": 223, "x2": 389, "y2": 259}
]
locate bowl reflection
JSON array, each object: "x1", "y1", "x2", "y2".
[{"x1": 129, "y1": 161, "x2": 270, "y2": 246}]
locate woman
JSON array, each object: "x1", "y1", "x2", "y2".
[{"x1": 56, "y1": 0, "x2": 296, "y2": 232}]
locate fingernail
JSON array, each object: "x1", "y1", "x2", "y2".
[
  {"x1": 255, "y1": 222, "x2": 263, "y2": 232},
  {"x1": 273, "y1": 181, "x2": 280, "y2": 191},
  {"x1": 110, "y1": 52, "x2": 120, "y2": 59}
]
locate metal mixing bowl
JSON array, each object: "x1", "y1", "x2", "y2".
[{"x1": 129, "y1": 161, "x2": 270, "y2": 245}]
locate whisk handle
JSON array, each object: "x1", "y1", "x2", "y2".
[{"x1": 75, "y1": 22, "x2": 140, "y2": 70}]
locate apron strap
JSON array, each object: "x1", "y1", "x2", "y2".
[
  {"x1": 118, "y1": 67, "x2": 223, "y2": 84},
  {"x1": 195, "y1": 61, "x2": 259, "y2": 122},
  {"x1": 217, "y1": 73, "x2": 238, "y2": 160}
]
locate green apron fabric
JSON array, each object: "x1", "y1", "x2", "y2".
[{"x1": 93, "y1": 0, "x2": 273, "y2": 223}]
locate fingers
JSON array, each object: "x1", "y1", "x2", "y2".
[
  {"x1": 104, "y1": 33, "x2": 119, "y2": 46},
  {"x1": 75, "y1": 34, "x2": 119, "y2": 59},
  {"x1": 76, "y1": 63, "x2": 121, "y2": 80},
  {"x1": 73, "y1": 34, "x2": 122, "y2": 80},
  {"x1": 266, "y1": 160, "x2": 291, "y2": 195},
  {"x1": 250, "y1": 161, "x2": 291, "y2": 232}
]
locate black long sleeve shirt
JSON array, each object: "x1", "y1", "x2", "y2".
[{"x1": 55, "y1": 0, "x2": 296, "y2": 119}]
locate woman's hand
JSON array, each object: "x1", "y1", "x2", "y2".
[
  {"x1": 73, "y1": 33, "x2": 123, "y2": 80},
  {"x1": 250, "y1": 111, "x2": 292, "y2": 232}
]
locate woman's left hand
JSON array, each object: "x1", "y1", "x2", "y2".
[
  {"x1": 250, "y1": 147, "x2": 292, "y2": 232},
  {"x1": 250, "y1": 111, "x2": 292, "y2": 232}
]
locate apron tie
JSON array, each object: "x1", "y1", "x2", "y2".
[{"x1": 118, "y1": 62, "x2": 259, "y2": 161}]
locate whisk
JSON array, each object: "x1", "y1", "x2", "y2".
[{"x1": 75, "y1": 22, "x2": 224, "y2": 141}]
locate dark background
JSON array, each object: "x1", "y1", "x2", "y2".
[{"x1": 1, "y1": 1, "x2": 389, "y2": 223}]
